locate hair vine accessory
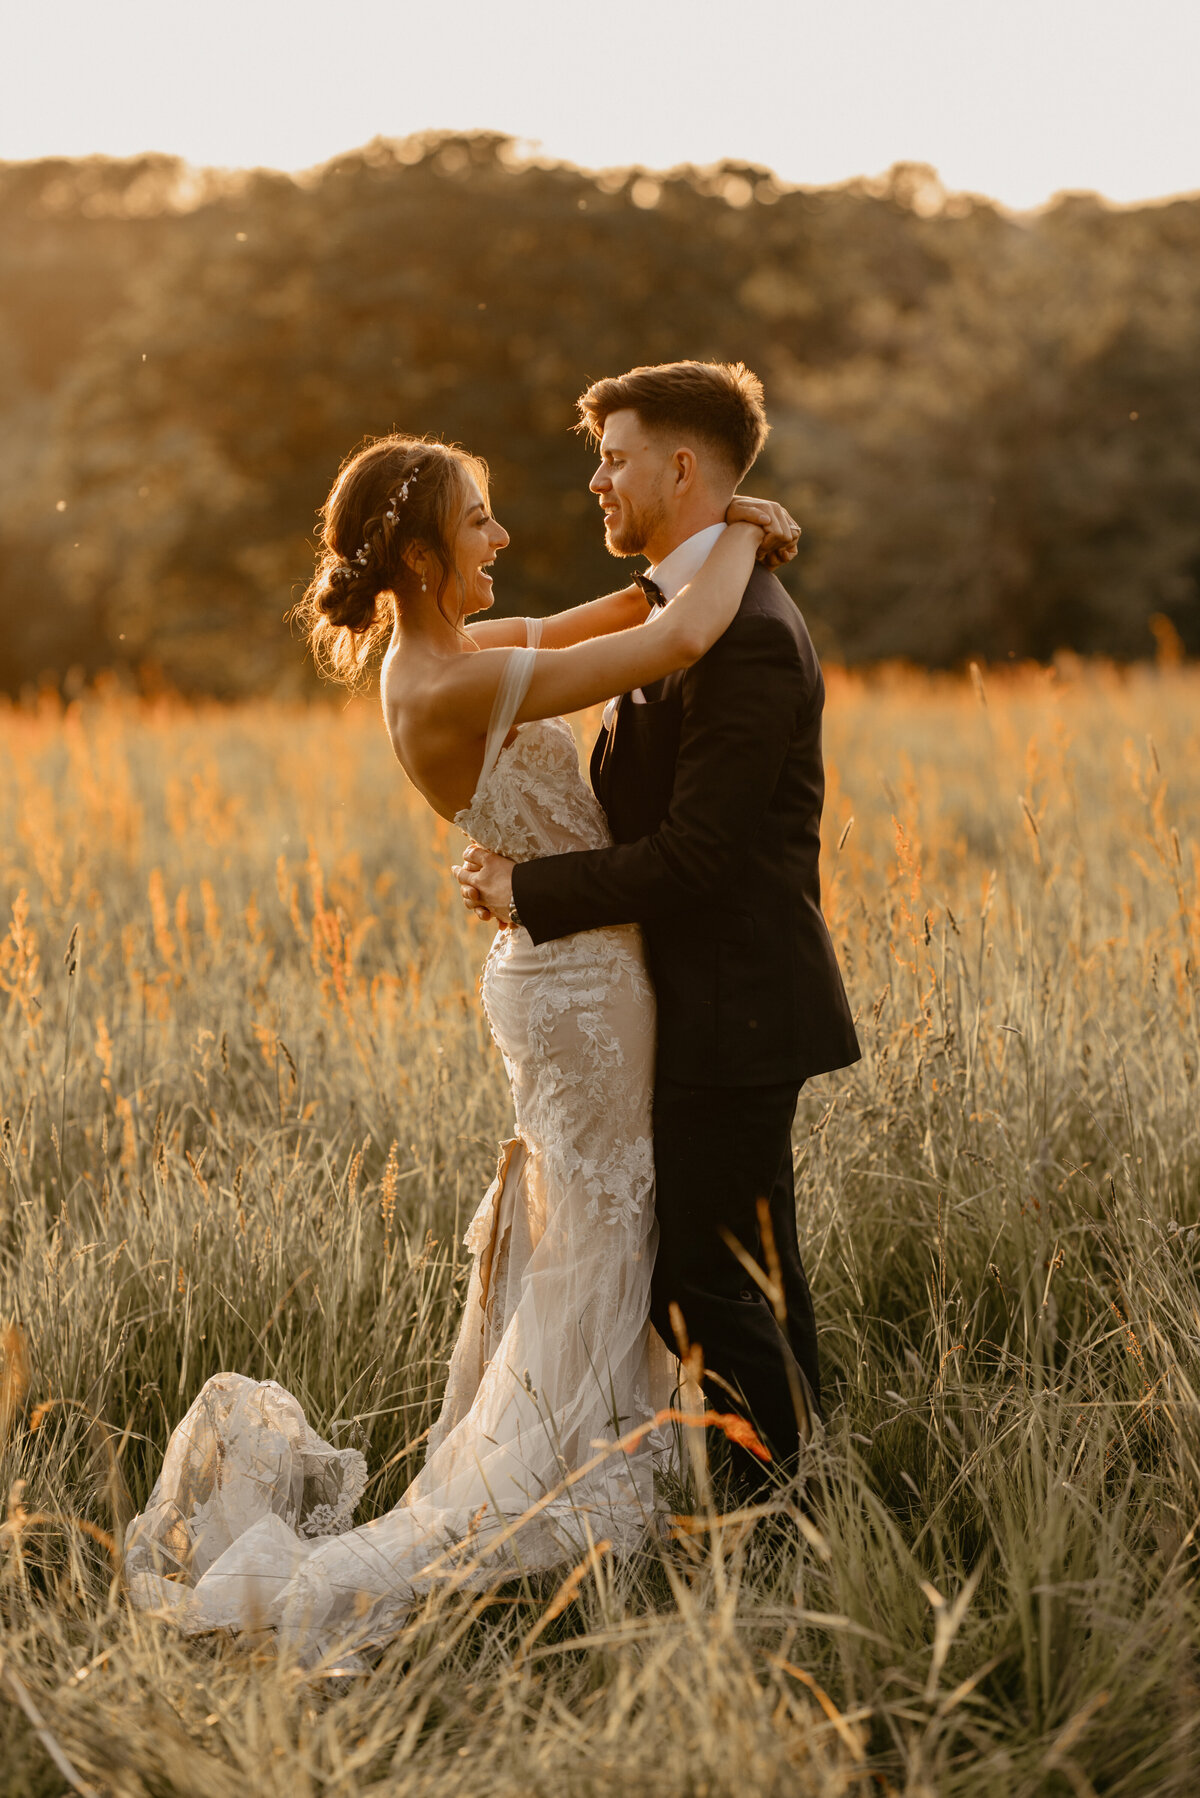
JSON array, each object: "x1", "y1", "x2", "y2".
[
  {"x1": 384, "y1": 467, "x2": 420, "y2": 523},
  {"x1": 336, "y1": 466, "x2": 423, "y2": 579},
  {"x1": 332, "y1": 547, "x2": 369, "y2": 580}
]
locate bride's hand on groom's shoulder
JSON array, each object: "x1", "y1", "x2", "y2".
[{"x1": 725, "y1": 496, "x2": 801, "y2": 570}]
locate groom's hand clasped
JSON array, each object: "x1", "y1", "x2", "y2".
[{"x1": 454, "y1": 844, "x2": 516, "y2": 925}]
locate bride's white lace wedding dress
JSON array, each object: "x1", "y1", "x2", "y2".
[{"x1": 125, "y1": 622, "x2": 677, "y2": 1652}]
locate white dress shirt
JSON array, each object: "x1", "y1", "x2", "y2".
[{"x1": 602, "y1": 521, "x2": 728, "y2": 729}]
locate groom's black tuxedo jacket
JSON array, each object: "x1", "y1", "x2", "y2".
[{"x1": 512, "y1": 564, "x2": 861, "y2": 1087}]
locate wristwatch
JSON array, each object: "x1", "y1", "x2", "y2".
[{"x1": 509, "y1": 897, "x2": 523, "y2": 930}]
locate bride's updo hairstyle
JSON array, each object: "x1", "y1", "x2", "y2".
[{"x1": 299, "y1": 432, "x2": 491, "y2": 685}]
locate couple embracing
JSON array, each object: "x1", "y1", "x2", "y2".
[{"x1": 127, "y1": 360, "x2": 859, "y2": 1656}]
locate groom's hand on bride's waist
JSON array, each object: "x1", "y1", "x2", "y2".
[{"x1": 454, "y1": 845, "x2": 517, "y2": 925}]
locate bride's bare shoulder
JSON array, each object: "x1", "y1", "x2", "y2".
[
  {"x1": 384, "y1": 637, "x2": 517, "y2": 750},
  {"x1": 381, "y1": 643, "x2": 490, "y2": 789},
  {"x1": 382, "y1": 637, "x2": 454, "y2": 714}
]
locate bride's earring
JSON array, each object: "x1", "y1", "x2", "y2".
[{"x1": 421, "y1": 576, "x2": 427, "y2": 592}]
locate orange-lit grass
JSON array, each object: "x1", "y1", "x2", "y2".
[{"x1": 1, "y1": 662, "x2": 1199, "y2": 1796}]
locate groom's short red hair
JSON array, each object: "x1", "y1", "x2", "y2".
[{"x1": 576, "y1": 360, "x2": 769, "y2": 482}]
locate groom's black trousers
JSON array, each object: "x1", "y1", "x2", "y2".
[{"x1": 649, "y1": 1076, "x2": 820, "y2": 1485}]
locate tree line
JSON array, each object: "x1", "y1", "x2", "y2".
[{"x1": 2, "y1": 133, "x2": 1197, "y2": 694}]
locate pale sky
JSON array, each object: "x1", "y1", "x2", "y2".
[{"x1": 6, "y1": 0, "x2": 1199, "y2": 211}]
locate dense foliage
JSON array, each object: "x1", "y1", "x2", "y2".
[{"x1": 2, "y1": 134, "x2": 1199, "y2": 694}]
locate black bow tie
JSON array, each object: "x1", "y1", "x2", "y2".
[{"x1": 632, "y1": 571, "x2": 665, "y2": 608}]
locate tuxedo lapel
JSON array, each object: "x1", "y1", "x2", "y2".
[
  {"x1": 591, "y1": 671, "x2": 684, "y2": 846},
  {"x1": 588, "y1": 719, "x2": 612, "y2": 809}
]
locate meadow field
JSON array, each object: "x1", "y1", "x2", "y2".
[{"x1": 1, "y1": 660, "x2": 1198, "y2": 1797}]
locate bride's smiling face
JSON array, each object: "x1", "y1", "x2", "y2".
[{"x1": 452, "y1": 477, "x2": 510, "y2": 616}]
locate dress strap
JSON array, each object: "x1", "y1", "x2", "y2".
[
  {"x1": 478, "y1": 638, "x2": 541, "y2": 790},
  {"x1": 525, "y1": 615, "x2": 544, "y2": 648}
]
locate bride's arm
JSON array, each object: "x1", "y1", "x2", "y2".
[
  {"x1": 466, "y1": 497, "x2": 798, "y2": 650},
  {"x1": 427, "y1": 522, "x2": 765, "y2": 734},
  {"x1": 466, "y1": 584, "x2": 649, "y2": 650}
]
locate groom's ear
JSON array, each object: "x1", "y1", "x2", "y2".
[{"x1": 670, "y1": 447, "x2": 699, "y2": 494}]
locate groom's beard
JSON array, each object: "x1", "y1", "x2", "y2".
[{"x1": 605, "y1": 495, "x2": 667, "y2": 558}]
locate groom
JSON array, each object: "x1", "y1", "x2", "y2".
[{"x1": 458, "y1": 360, "x2": 859, "y2": 1490}]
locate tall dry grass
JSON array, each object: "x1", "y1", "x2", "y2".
[{"x1": 1, "y1": 661, "x2": 1198, "y2": 1797}]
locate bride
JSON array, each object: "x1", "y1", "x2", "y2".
[{"x1": 125, "y1": 432, "x2": 796, "y2": 1654}]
